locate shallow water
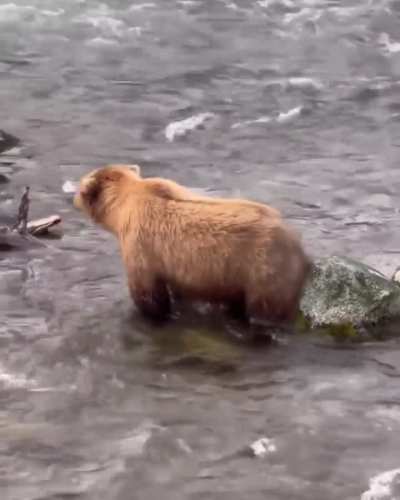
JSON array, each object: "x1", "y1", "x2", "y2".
[{"x1": 1, "y1": 0, "x2": 400, "y2": 499}]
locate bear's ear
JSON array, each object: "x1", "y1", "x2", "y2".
[
  {"x1": 80, "y1": 175, "x2": 102, "y2": 206},
  {"x1": 102, "y1": 169, "x2": 124, "y2": 182},
  {"x1": 128, "y1": 164, "x2": 141, "y2": 176}
]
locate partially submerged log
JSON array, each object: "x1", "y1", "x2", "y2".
[
  {"x1": 0, "y1": 226, "x2": 46, "y2": 250},
  {"x1": 0, "y1": 187, "x2": 62, "y2": 250},
  {"x1": 27, "y1": 215, "x2": 61, "y2": 236}
]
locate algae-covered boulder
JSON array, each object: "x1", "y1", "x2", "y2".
[{"x1": 300, "y1": 256, "x2": 400, "y2": 329}]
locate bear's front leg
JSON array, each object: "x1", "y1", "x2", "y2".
[
  {"x1": 225, "y1": 294, "x2": 249, "y2": 323},
  {"x1": 121, "y1": 243, "x2": 172, "y2": 321},
  {"x1": 129, "y1": 275, "x2": 171, "y2": 321}
]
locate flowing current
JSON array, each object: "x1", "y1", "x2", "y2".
[{"x1": 1, "y1": 1, "x2": 400, "y2": 499}]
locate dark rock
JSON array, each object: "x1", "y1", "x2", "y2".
[{"x1": 0, "y1": 130, "x2": 20, "y2": 155}]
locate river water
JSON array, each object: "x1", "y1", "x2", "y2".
[{"x1": 1, "y1": 1, "x2": 400, "y2": 499}]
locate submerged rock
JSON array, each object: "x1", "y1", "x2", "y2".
[{"x1": 300, "y1": 256, "x2": 400, "y2": 333}]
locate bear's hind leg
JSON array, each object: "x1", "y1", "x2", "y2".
[
  {"x1": 246, "y1": 293, "x2": 296, "y2": 325},
  {"x1": 129, "y1": 276, "x2": 171, "y2": 322}
]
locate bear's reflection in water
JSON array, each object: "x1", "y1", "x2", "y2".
[{"x1": 119, "y1": 299, "x2": 288, "y2": 375}]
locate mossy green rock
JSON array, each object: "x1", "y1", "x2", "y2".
[{"x1": 300, "y1": 256, "x2": 400, "y2": 328}]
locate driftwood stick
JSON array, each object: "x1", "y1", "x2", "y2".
[
  {"x1": 0, "y1": 188, "x2": 62, "y2": 250},
  {"x1": 12, "y1": 186, "x2": 30, "y2": 234}
]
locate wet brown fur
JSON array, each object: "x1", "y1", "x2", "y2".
[
  {"x1": 74, "y1": 164, "x2": 311, "y2": 323},
  {"x1": 143, "y1": 177, "x2": 282, "y2": 219}
]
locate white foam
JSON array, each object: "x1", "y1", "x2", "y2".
[
  {"x1": 361, "y1": 468, "x2": 400, "y2": 500},
  {"x1": 165, "y1": 112, "x2": 215, "y2": 142},
  {"x1": 62, "y1": 180, "x2": 78, "y2": 194},
  {"x1": 76, "y1": 5, "x2": 126, "y2": 38},
  {"x1": 0, "y1": 362, "x2": 36, "y2": 390},
  {"x1": 0, "y1": 3, "x2": 35, "y2": 22},
  {"x1": 284, "y1": 7, "x2": 321, "y2": 25},
  {"x1": 257, "y1": 77, "x2": 323, "y2": 92},
  {"x1": 0, "y1": 359, "x2": 75, "y2": 392},
  {"x1": 287, "y1": 77, "x2": 323, "y2": 91},
  {"x1": 277, "y1": 105, "x2": 303, "y2": 123},
  {"x1": 128, "y1": 26, "x2": 143, "y2": 36},
  {"x1": 232, "y1": 105, "x2": 303, "y2": 129},
  {"x1": 88, "y1": 16, "x2": 125, "y2": 37},
  {"x1": 224, "y1": 2, "x2": 240, "y2": 10},
  {"x1": 249, "y1": 437, "x2": 277, "y2": 457},
  {"x1": 258, "y1": 0, "x2": 294, "y2": 8},
  {"x1": 86, "y1": 37, "x2": 118, "y2": 47},
  {"x1": 378, "y1": 33, "x2": 400, "y2": 55},
  {"x1": 329, "y1": 6, "x2": 364, "y2": 20},
  {"x1": 303, "y1": 0, "x2": 325, "y2": 5},
  {"x1": 128, "y1": 3, "x2": 156, "y2": 11},
  {"x1": 176, "y1": 438, "x2": 192, "y2": 454},
  {"x1": 117, "y1": 421, "x2": 165, "y2": 457},
  {"x1": 0, "y1": 3, "x2": 63, "y2": 23},
  {"x1": 177, "y1": 0, "x2": 199, "y2": 6},
  {"x1": 43, "y1": 9, "x2": 64, "y2": 17},
  {"x1": 118, "y1": 429, "x2": 152, "y2": 456},
  {"x1": 232, "y1": 116, "x2": 272, "y2": 129}
]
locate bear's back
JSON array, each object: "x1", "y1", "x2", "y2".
[{"x1": 142, "y1": 177, "x2": 282, "y2": 219}]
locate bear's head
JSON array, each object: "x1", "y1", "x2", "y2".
[{"x1": 74, "y1": 164, "x2": 141, "y2": 233}]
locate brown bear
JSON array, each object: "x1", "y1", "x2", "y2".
[{"x1": 74, "y1": 164, "x2": 310, "y2": 324}]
